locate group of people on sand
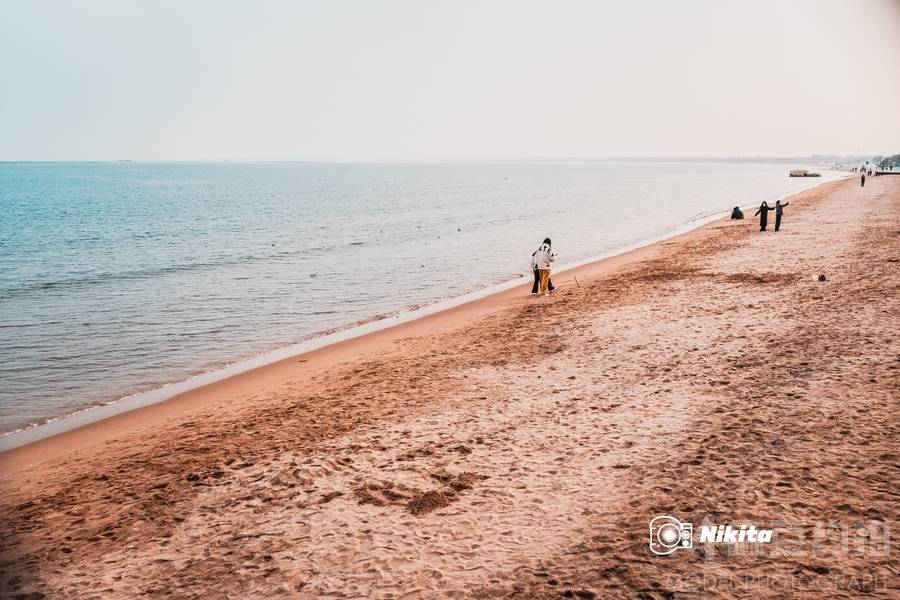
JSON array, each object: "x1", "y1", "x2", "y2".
[
  {"x1": 532, "y1": 195, "x2": 796, "y2": 297},
  {"x1": 753, "y1": 199, "x2": 789, "y2": 231},
  {"x1": 530, "y1": 238, "x2": 557, "y2": 296},
  {"x1": 731, "y1": 199, "x2": 790, "y2": 231}
]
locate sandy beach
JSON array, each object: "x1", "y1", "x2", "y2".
[{"x1": 1, "y1": 176, "x2": 897, "y2": 598}]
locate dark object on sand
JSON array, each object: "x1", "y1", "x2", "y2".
[
  {"x1": 818, "y1": 274, "x2": 828, "y2": 282},
  {"x1": 730, "y1": 206, "x2": 744, "y2": 220}
]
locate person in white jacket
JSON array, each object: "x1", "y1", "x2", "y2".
[
  {"x1": 531, "y1": 240, "x2": 556, "y2": 294},
  {"x1": 531, "y1": 237, "x2": 557, "y2": 296}
]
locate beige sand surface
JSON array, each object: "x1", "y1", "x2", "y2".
[{"x1": 1, "y1": 177, "x2": 897, "y2": 598}]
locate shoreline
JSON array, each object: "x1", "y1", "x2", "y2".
[
  {"x1": 0, "y1": 174, "x2": 848, "y2": 460},
  {"x1": 0, "y1": 212, "x2": 723, "y2": 472}
]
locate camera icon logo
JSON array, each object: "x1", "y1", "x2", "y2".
[{"x1": 649, "y1": 515, "x2": 693, "y2": 555}]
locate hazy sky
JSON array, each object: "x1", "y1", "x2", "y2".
[{"x1": 2, "y1": 0, "x2": 898, "y2": 161}]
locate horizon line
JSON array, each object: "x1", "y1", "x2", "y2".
[{"x1": 0, "y1": 154, "x2": 891, "y2": 165}]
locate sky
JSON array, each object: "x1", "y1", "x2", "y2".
[{"x1": 1, "y1": 0, "x2": 899, "y2": 161}]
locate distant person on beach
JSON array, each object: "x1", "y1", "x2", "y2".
[
  {"x1": 531, "y1": 243, "x2": 555, "y2": 294},
  {"x1": 531, "y1": 238, "x2": 557, "y2": 296},
  {"x1": 861, "y1": 171, "x2": 866, "y2": 187},
  {"x1": 730, "y1": 206, "x2": 744, "y2": 220},
  {"x1": 774, "y1": 199, "x2": 789, "y2": 231},
  {"x1": 754, "y1": 201, "x2": 774, "y2": 231}
]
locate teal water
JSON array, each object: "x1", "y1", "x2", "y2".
[{"x1": 0, "y1": 161, "x2": 843, "y2": 434}]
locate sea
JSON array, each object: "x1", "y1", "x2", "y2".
[{"x1": 0, "y1": 161, "x2": 845, "y2": 439}]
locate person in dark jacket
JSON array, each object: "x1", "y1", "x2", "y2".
[
  {"x1": 730, "y1": 206, "x2": 744, "y2": 220},
  {"x1": 861, "y1": 172, "x2": 866, "y2": 187},
  {"x1": 754, "y1": 201, "x2": 774, "y2": 231},
  {"x1": 531, "y1": 239, "x2": 556, "y2": 294},
  {"x1": 774, "y1": 200, "x2": 789, "y2": 231}
]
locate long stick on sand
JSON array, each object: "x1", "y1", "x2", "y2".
[{"x1": 573, "y1": 275, "x2": 581, "y2": 287}]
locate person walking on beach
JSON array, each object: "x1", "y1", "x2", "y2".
[
  {"x1": 754, "y1": 201, "x2": 774, "y2": 231},
  {"x1": 531, "y1": 238, "x2": 556, "y2": 296},
  {"x1": 774, "y1": 199, "x2": 789, "y2": 231},
  {"x1": 861, "y1": 170, "x2": 866, "y2": 187},
  {"x1": 531, "y1": 242, "x2": 555, "y2": 294}
]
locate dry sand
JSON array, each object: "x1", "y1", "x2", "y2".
[{"x1": 1, "y1": 176, "x2": 897, "y2": 599}]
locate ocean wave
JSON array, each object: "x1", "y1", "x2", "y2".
[
  {"x1": 0, "y1": 237, "x2": 395, "y2": 299},
  {"x1": 1, "y1": 252, "x2": 297, "y2": 299}
]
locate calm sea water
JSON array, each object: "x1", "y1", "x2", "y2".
[{"x1": 0, "y1": 161, "x2": 843, "y2": 434}]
